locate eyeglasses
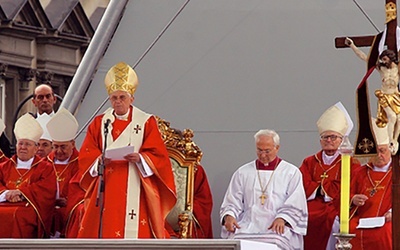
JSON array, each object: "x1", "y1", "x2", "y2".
[{"x1": 320, "y1": 135, "x2": 343, "y2": 141}]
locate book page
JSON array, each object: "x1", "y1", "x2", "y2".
[
  {"x1": 105, "y1": 145, "x2": 135, "y2": 160},
  {"x1": 356, "y1": 216, "x2": 385, "y2": 229}
]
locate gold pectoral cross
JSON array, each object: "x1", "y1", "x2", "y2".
[
  {"x1": 367, "y1": 184, "x2": 385, "y2": 197},
  {"x1": 15, "y1": 178, "x2": 22, "y2": 187},
  {"x1": 320, "y1": 172, "x2": 329, "y2": 180},
  {"x1": 260, "y1": 193, "x2": 267, "y2": 205}
]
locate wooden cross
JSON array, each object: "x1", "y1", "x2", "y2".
[
  {"x1": 259, "y1": 193, "x2": 267, "y2": 205},
  {"x1": 335, "y1": 1, "x2": 399, "y2": 248},
  {"x1": 320, "y1": 172, "x2": 329, "y2": 180},
  {"x1": 134, "y1": 124, "x2": 141, "y2": 134},
  {"x1": 128, "y1": 209, "x2": 136, "y2": 219}
]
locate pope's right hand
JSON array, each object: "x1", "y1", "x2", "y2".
[{"x1": 224, "y1": 215, "x2": 241, "y2": 232}]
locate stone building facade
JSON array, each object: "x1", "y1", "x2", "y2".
[{"x1": 0, "y1": 0, "x2": 108, "y2": 148}]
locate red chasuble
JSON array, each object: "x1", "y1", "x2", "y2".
[
  {"x1": 78, "y1": 106, "x2": 176, "y2": 239},
  {"x1": 46, "y1": 148, "x2": 79, "y2": 236},
  {"x1": 192, "y1": 165, "x2": 213, "y2": 238},
  {"x1": 0, "y1": 150, "x2": 8, "y2": 164},
  {"x1": 0, "y1": 155, "x2": 56, "y2": 237},
  {"x1": 64, "y1": 170, "x2": 85, "y2": 238},
  {"x1": 349, "y1": 164, "x2": 392, "y2": 250},
  {"x1": 300, "y1": 151, "x2": 361, "y2": 250}
]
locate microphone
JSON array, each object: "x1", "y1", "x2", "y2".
[
  {"x1": 104, "y1": 119, "x2": 112, "y2": 128},
  {"x1": 103, "y1": 111, "x2": 115, "y2": 129}
]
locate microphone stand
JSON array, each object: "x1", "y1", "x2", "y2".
[{"x1": 96, "y1": 119, "x2": 110, "y2": 238}]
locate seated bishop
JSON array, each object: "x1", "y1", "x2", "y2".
[
  {"x1": 45, "y1": 108, "x2": 80, "y2": 238},
  {"x1": 0, "y1": 113, "x2": 56, "y2": 238}
]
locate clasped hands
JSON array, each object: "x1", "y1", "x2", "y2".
[
  {"x1": 5, "y1": 189, "x2": 24, "y2": 203},
  {"x1": 223, "y1": 214, "x2": 287, "y2": 235}
]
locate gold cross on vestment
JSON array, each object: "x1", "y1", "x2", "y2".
[
  {"x1": 15, "y1": 178, "x2": 22, "y2": 187},
  {"x1": 320, "y1": 172, "x2": 329, "y2": 179},
  {"x1": 260, "y1": 193, "x2": 267, "y2": 205}
]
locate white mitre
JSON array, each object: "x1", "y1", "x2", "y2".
[
  {"x1": 36, "y1": 114, "x2": 52, "y2": 141},
  {"x1": 14, "y1": 113, "x2": 43, "y2": 143},
  {"x1": 317, "y1": 102, "x2": 352, "y2": 136},
  {"x1": 46, "y1": 108, "x2": 78, "y2": 142},
  {"x1": 371, "y1": 118, "x2": 390, "y2": 145}
]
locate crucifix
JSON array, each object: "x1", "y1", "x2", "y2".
[
  {"x1": 259, "y1": 193, "x2": 267, "y2": 205},
  {"x1": 334, "y1": 1, "x2": 399, "y2": 248}
]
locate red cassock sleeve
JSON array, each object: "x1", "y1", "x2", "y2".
[{"x1": 192, "y1": 165, "x2": 213, "y2": 238}]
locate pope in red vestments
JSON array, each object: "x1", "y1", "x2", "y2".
[
  {"x1": 78, "y1": 62, "x2": 176, "y2": 239},
  {"x1": 0, "y1": 113, "x2": 57, "y2": 238},
  {"x1": 349, "y1": 120, "x2": 392, "y2": 250},
  {"x1": 300, "y1": 103, "x2": 361, "y2": 250}
]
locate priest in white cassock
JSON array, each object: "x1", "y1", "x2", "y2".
[{"x1": 220, "y1": 129, "x2": 308, "y2": 250}]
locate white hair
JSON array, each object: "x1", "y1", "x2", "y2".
[{"x1": 254, "y1": 129, "x2": 280, "y2": 146}]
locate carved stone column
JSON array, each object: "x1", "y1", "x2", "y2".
[
  {"x1": 0, "y1": 63, "x2": 8, "y2": 78},
  {"x1": 36, "y1": 70, "x2": 54, "y2": 85},
  {"x1": 18, "y1": 68, "x2": 37, "y2": 91}
]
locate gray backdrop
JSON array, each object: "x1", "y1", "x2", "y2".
[{"x1": 71, "y1": 0, "x2": 384, "y2": 238}]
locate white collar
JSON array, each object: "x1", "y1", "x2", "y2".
[
  {"x1": 114, "y1": 110, "x2": 130, "y2": 121},
  {"x1": 17, "y1": 157, "x2": 34, "y2": 169},
  {"x1": 322, "y1": 151, "x2": 340, "y2": 165},
  {"x1": 37, "y1": 111, "x2": 54, "y2": 118},
  {"x1": 373, "y1": 159, "x2": 392, "y2": 172},
  {"x1": 54, "y1": 157, "x2": 70, "y2": 165}
]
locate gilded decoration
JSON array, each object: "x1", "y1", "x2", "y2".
[
  {"x1": 156, "y1": 116, "x2": 203, "y2": 238},
  {"x1": 386, "y1": 2, "x2": 397, "y2": 23}
]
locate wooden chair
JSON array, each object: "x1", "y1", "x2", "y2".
[{"x1": 156, "y1": 117, "x2": 203, "y2": 238}]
